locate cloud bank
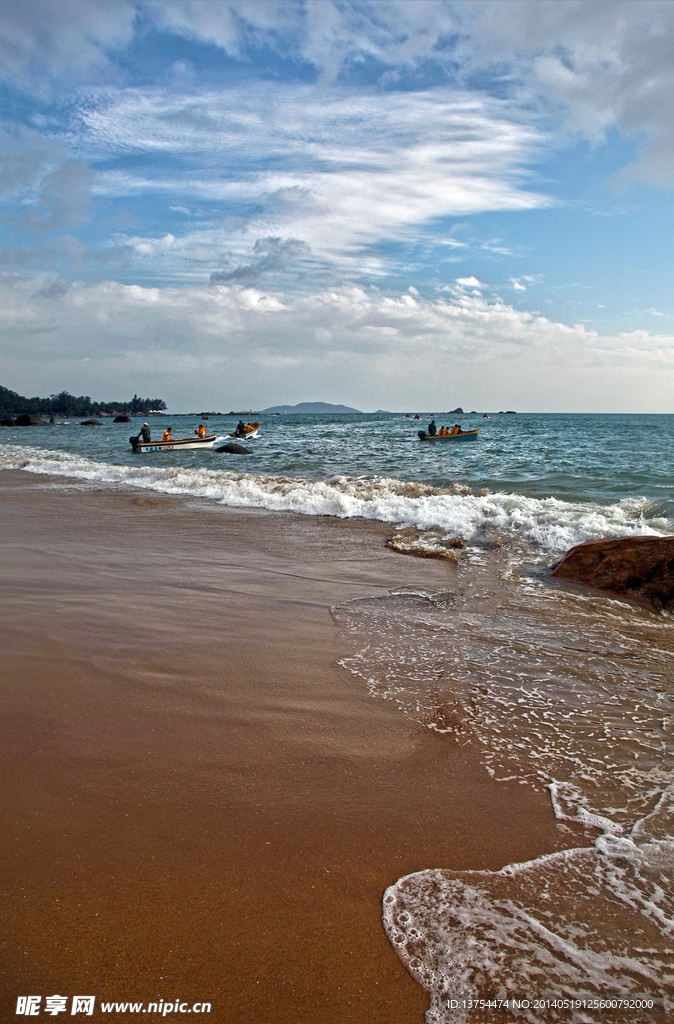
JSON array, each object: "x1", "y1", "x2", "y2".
[{"x1": 1, "y1": 275, "x2": 671, "y2": 412}]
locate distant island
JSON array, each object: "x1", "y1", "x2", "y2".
[
  {"x1": 262, "y1": 401, "x2": 362, "y2": 414},
  {"x1": 0, "y1": 385, "x2": 166, "y2": 418}
]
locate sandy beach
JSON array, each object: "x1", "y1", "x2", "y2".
[{"x1": 0, "y1": 468, "x2": 570, "y2": 1022}]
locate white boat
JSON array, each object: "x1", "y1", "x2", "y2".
[
  {"x1": 229, "y1": 428, "x2": 259, "y2": 439},
  {"x1": 229, "y1": 421, "x2": 260, "y2": 439},
  {"x1": 130, "y1": 433, "x2": 217, "y2": 453}
]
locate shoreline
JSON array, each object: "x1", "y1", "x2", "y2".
[{"x1": 0, "y1": 468, "x2": 573, "y2": 1022}]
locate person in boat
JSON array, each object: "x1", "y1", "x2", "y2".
[
  {"x1": 450, "y1": 424, "x2": 462, "y2": 435},
  {"x1": 196, "y1": 424, "x2": 206, "y2": 438},
  {"x1": 427, "y1": 418, "x2": 437, "y2": 436},
  {"x1": 236, "y1": 419, "x2": 246, "y2": 436},
  {"x1": 162, "y1": 427, "x2": 172, "y2": 441},
  {"x1": 140, "y1": 422, "x2": 151, "y2": 442}
]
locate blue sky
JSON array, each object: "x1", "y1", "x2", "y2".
[{"x1": 1, "y1": 0, "x2": 673, "y2": 412}]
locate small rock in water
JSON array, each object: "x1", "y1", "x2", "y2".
[
  {"x1": 386, "y1": 527, "x2": 459, "y2": 563},
  {"x1": 14, "y1": 413, "x2": 46, "y2": 426},
  {"x1": 81, "y1": 419, "x2": 101, "y2": 425},
  {"x1": 217, "y1": 442, "x2": 251, "y2": 454},
  {"x1": 472, "y1": 523, "x2": 501, "y2": 549},
  {"x1": 641, "y1": 498, "x2": 674, "y2": 521},
  {"x1": 448, "y1": 482, "x2": 472, "y2": 496},
  {"x1": 552, "y1": 536, "x2": 674, "y2": 612}
]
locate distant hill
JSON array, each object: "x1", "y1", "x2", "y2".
[{"x1": 262, "y1": 401, "x2": 361, "y2": 414}]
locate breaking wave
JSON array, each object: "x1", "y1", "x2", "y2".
[{"x1": 1, "y1": 443, "x2": 671, "y2": 561}]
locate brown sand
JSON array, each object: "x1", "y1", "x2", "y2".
[{"x1": 0, "y1": 470, "x2": 568, "y2": 1022}]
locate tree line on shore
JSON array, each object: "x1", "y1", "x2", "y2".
[{"x1": 0, "y1": 386, "x2": 167, "y2": 418}]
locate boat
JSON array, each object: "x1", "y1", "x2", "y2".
[
  {"x1": 417, "y1": 428, "x2": 479, "y2": 442},
  {"x1": 130, "y1": 433, "x2": 217, "y2": 453},
  {"x1": 229, "y1": 421, "x2": 260, "y2": 439}
]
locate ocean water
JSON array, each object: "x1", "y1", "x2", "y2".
[
  {"x1": 0, "y1": 412, "x2": 672, "y2": 559},
  {"x1": 2, "y1": 410, "x2": 674, "y2": 1021}
]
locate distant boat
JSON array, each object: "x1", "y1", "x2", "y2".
[
  {"x1": 417, "y1": 428, "x2": 479, "y2": 442},
  {"x1": 130, "y1": 433, "x2": 216, "y2": 452},
  {"x1": 483, "y1": 414, "x2": 489, "y2": 418}
]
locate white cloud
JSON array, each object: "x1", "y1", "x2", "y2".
[
  {"x1": 0, "y1": 125, "x2": 64, "y2": 197},
  {"x1": 69, "y1": 84, "x2": 549, "y2": 278},
  {"x1": 0, "y1": 125, "x2": 97, "y2": 234},
  {"x1": 144, "y1": 0, "x2": 460, "y2": 77},
  {"x1": 465, "y1": 0, "x2": 674, "y2": 184},
  {"x1": 0, "y1": 0, "x2": 136, "y2": 93},
  {"x1": 3, "y1": 0, "x2": 674, "y2": 192},
  {"x1": 0, "y1": 274, "x2": 671, "y2": 412}
]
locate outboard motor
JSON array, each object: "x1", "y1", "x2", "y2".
[
  {"x1": 417, "y1": 429, "x2": 426, "y2": 440},
  {"x1": 130, "y1": 435, "x2": 140, "y2": 451}
]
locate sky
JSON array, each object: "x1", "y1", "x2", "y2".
[{"x1": 1, "y1": 0, "x2": 674, "y2": 412}]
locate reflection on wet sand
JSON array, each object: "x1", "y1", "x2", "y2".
[{"x1": 0, "y1": 471, "x2": 569, "y2": 1024}]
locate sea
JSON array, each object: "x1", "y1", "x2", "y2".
[{"x1": 2, "y1": 410, "x2": 674, "y2": 1022}]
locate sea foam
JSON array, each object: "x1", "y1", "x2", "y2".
[
  {"x1": 1, "y1": 443, "x2": 670, "y2": 561},
  {"x1": 332, "y1": 562, "x2": 674, "y2": 1021}
]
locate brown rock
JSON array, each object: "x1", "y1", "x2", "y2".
[
  {"x1": 81, "y1": 419, "x2": 101, "y2": 425},
  {"x1": 552, "y1": 536, "x2": 674, "y2": 611},
  {"x1": 386, "y1": 527, "x2": 459, "y2": 563}
]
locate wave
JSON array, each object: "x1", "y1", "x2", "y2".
[
  {"x1": 384, "y1": 834, "x2": 674, "y2": 1023},
  {"x1": 1, "y1": 442, "x2": 671, "y2": 560},
  {"x1": 332, "y1": 570, "x2": 674, "y2": 1021}
]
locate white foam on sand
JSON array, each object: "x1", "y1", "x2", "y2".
[
  {"x1": 332, "y1": 565, "x2": 674, "y2": 1022},
  {"x1": 1, "y1": 443, "x2": 670, "y2": 560},
  {"x1": 383, "y1": 835, "x2": 674, "y2": 1024}
]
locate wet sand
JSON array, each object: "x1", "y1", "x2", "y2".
[{"x1": 0, "y1": 469, "x2": 568, "y2": 1022}]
